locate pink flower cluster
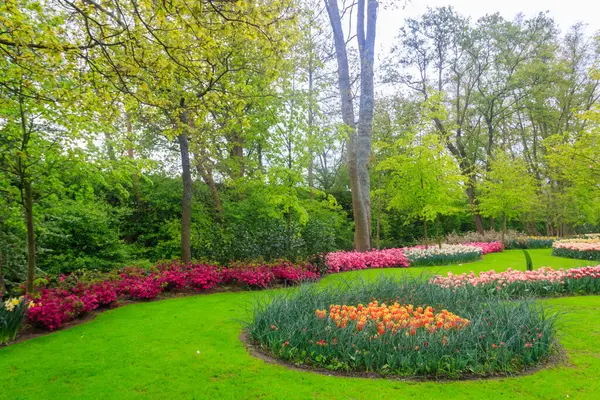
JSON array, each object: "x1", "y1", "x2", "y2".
[
  {"x1": 429, "y1": 265, "x2": 600, "y2": 289},
  {"x1": 27, "y1": 283, "x2": 117, "y2": 331},
  {"x1": 463, "y1": 241, "x2": 504, "y2": 255},
  {"x1": 27, "y1": 261, "x2": 318, "y2": 330},
  {"x1": 326, "y1": 248, "x2": 409, "y2": 273},
  {"x1": 553, "y1": 240, "x2": 600, "y2": 252}
]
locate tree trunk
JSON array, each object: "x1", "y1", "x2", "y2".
[
  {"x1": 376, "y1": 193, "x2": 381, "y2": 250},
  {"x1": 423, "y1": 218, "x2": 428, "y2": 245},
  {"x1": 195, "y1": 161, "x2": 223, "y2": 218},
  {"x1": 178, "y1": 100, "x2": 193, "y2": 265},
  {"x1": 308, "y1": 54, "x2": 315, "y2": 200},
  {"x1": 126, "y1": 111, "x2": 142, "y2": 203},
  {"x1": 0, "y1": 248, "x2": 5, "y2": 295},
  {"x1": 178, "y1": 133, "x2": 193, "y2": 265},
  {"x1": 466, "y1": 185, "x2": 485, "y2": 234},
  {"x1": 436, "y1": 217, "x2": 441, "y2": 249},
  {"x1": 24, "y1": 178, "x2": 36, "y2": 293},
  {"x1": 325, "y1": 0, "x2": 377, "y2": 252},
  {"x1": 502, "y1": 212, "x2": 507, "y2": 243}
]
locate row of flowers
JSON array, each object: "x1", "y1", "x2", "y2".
[
  {"x1": 404, "y1": 244, "x2": 483, "y2": 266},
  {"x1": 3, "y1": 242, "x2": 504, "y2": 336},
  {"x1": 23, "y1": 261, "x2": 320, "y2": 331},
  {"x1": 552, "y1": 238, "x2": 600, "y2": 261},
  {"x1": 327, "y1": 242, "x2": 504, "y2": 271},
  {"x1": 429, "y1": 265, "x2": 600, "y2": 296}
]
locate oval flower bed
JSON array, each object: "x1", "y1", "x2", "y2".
[
  {"x1": 246, "y1": 276, "x2": 557, "y2": 378},
  {"x1": 552, "y1": 238, "x2": 600, "y2": 261}
]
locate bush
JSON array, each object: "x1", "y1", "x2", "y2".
[
  {"x1": 326, "y1": 248, "x2": 409, "y2": 273},
  {"x1": 246, "y1": 275, "x2": 557, "y2": 378}
]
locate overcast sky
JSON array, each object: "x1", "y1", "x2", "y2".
[{"x1": 376, "y1": 0, "x2": 600, "y2": 56}]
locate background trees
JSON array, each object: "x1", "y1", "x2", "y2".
[{"x1": 1, "y1": 1, "x2": 599, "y2": 294}]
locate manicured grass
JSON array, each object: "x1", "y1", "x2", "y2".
[{"x1": 1, "y1": 249, "x2": 599, "y2": 399}]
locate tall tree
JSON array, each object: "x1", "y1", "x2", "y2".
[{"x1": 324, "y1": 0, "x2": 378, "y2": 251}]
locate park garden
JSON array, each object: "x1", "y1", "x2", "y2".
[{"x1": 2, "y1": 0, "x2": 600, "y2": 399}]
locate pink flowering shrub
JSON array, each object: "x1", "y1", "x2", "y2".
[
  {"x1": 463, "y1": 241, "x2": 504, "y2": 255},
  {"x1": 27, "y1": 288, "x2": 98, "y2": 330},
  {"x1": 185, "y1": 264, "x2": 222, "y2": 291},
  {"x1": 326, "y1": 248, "x2": 409, "y2": 273},
  {"x1": 222, "y1": 266, "x2": 274, "y2": 288},
  {"x1": 271, "y1": 261, "x2": 320, "y2": 283}
]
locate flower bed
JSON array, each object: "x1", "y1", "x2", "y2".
[
  {"x1": 507, "y1": 237, "x2": 556, "y2": 249},
  {"x1": 403, "y1": 244, "x2": 482, "y2": 266},
  {"x1": 247, "y1": 276, "x2": 557, "y2": 378},
  {"x1": 429, "y1": 265, "x2": 600, "y2": 297},
  {"x1": 326, "y1": 248, "x2": 409, "y2": 273},
  {"x1": 11, "y1": 244, "x2": 504, "y2": 335},
  {"x1": 464, "y1": 241, "x2": 504, "y2": 254},
  {"x1": 552, "y1": 239, "x2": 600, "y2": 261},
  {"x1": 25, "y1": 261, "x2": 319, "y2": 331}
]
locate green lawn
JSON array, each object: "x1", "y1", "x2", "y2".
[{"x1": 1, "y1": 249, "x2": 599, "y2": 399}]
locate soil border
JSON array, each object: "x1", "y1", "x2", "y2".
[{"x1": 239, "y1": 330, "x2": 569, "y2": 382}]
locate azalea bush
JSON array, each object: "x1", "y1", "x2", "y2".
[
  {"x1": 463, "y1": 241, "x2": 504, "y2": 254},
  {"x1": 326, "y1": 248, "x2": 409, "y2": 273},
  {"x1": 429, "y1": 265, "x2": 600, "y2": 297},
  {"x1": 246, "y1": 275, "x2": 557, "y2": 378},
  {"x1": 404, "y1": 245, "x2": 482, "y2": 266},
  {"x1": 25, "y1": 261, "x2": 319, "y2": 331},
  {"x1": 1, "y1": 296, "x2": 30, "y2": 344},
  {"x1": 552, "y1": 239, "x2": 600, "y2": 261}
]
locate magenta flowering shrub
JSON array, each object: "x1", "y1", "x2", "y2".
[
  {"x1": 326, "y1": 248, "x2": 409, "y2": 273},
  {"x1": 27, "y1": 288, "x2": 102, "y2": 331},
  {"x1": 223, "y1": 266, "x2": 274, "y2": 288},
  {"x1": 463, "y1": 241, "x2": 504, "y2": 255},
  {"x1": 271, "y1": 261, "x2": 320, "y2": 283},
  {"x1": 25, "y1": 260, "x2": 322, "y2": 331},
  {"x1": 185, "y1": 264, "x2": 222, "y2": 291}
]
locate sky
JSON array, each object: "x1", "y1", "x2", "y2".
[{"x1": 376, "y1": 0, "x2": 600, "y2": 56}]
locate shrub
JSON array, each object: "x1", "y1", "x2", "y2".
[
  {"x1": 463, "y1": 241, "x2": 504, "y2": 254},
  {"x1": 246, "y1": 275, "x2": 557, "y2": 378},
  {"x1": 326, "y1": 248, "x2": 409, "y2": 273}
]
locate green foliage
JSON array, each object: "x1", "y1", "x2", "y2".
[
  {"x1": 377, "y1": 98, "x2": 464, "y2": 230},
  {"x1": 524, "y1": 250, "x2": 534, "y2": 271},
  {"x1": 478, "y1": 153, "x2": 537, "y2": 227}
]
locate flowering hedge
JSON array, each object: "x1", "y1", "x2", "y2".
[
  {"x1": 404, "y1": 244, "x2": 483, "y2": 266},
  {"x1": 463, "y1": 241, "x2": 504, "y2": 255},
  {"x1": 326, "y1": 248, "x2": 409, "y2": 273},
  {"x1": 429, "y1": 265, "x2": 600, "y2": 297},
  {"x1": 25, "y1": 261, "x2": 319, "y2": 331},
  {"x1": 552, "y1": 239, "x2": 600, "y2": 261}
]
